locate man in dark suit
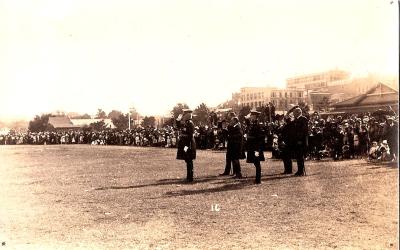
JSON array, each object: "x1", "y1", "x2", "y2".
[
  {"x1": 246, "y1": 110, "x2": 265, "y2": 184},
  {"x1": 385, "y1": 117, "x2": 398, "y2": 162},
  {"x1": 220, "y1": 113, "x2": 243, "y2": 178},
  {"x1": 291, "y1": 107, "x2": 309, "y2": 176},
  {"x1": 176, "y1": 109, "x2": 197, "y2": 182},
  {"x1": 278, "y1": 116, "x2": 295, "y2": 174}
]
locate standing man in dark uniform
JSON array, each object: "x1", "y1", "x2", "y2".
[
  {"x1": 220, "y1": 112, "x2": 243, "y2": 178},
  {"x1": 176, "y1": 109, "x2": 197, "y2": 182},
  {"x1": 246, "y1": 110, "x2": 265, "y2": 184},
  {"x1": 291, "y1": 107, "x2": 309, "y2": 176},
  {"x1": 278, "y1": 116, "x2": 296, "y2": 174},
  {"x1": 385, "y1": 117, "x2": 398, "y2": 162}
]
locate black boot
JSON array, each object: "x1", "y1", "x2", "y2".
[
  {"x1": 282, "y1": 157, "x2": 293, "y2": 174},
  {"x1": 254, "y1": 161, "x2": 261, "y2": 184},
  {"x1": 232, "y1": 159, "x2": 243, "y2": 179},
  {"x1": 220, "y1": 158, "x2": 232, "y2": 176},
  {"x1": 294, "y1": 170, "x2": 305, "y2": 176},
  {"x1": 186, "y1": 160, "x2": 194, "y2": 182},
  {"x1": 294, "y1": 156, "x2": 306, "y2": 176}
]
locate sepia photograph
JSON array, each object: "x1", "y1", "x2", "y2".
[{"x1": 0, "y1": 0, "x2": 398, "y2": 249}]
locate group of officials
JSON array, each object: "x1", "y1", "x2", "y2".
[{"x1": 175, "y1": 107, "x2": 309, "y2": 184}]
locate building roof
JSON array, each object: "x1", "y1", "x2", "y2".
[
  {"x1": 48, "y1": 116, "x2": 80, "y2": 129},
  {"x1": 309, "y1": 92, "x2": 331, "y2": 95},
  {"x1": 70, "y1": 118, "x2": 116, "y2": 129},
  {"x1": 332, "y1": 82, "x2": 398, "y2": 108},
  {"x1": 286, "y1": 69, "x2": 349, "y2": 81}
]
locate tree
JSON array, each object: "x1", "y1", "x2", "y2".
[
  {"x1": 256, "y1": 105, "x2": 266, "y2": 123},
  {"x1": 298, "y1": 101, "x2": 311, "y2": 118},
  {"x1": 171, "y1": 103, "x2": 189, "y2": 119},
  {"x1": 54, "y1": 110, "x2": 65, "y2": 116},
  {"x1": 111, "y1": 113, "x2": 129, "y2": 130},
  {"x1": 163, "y1": 117, "x2": 175, "y2": 127},
  {"x1": 107, "y1": 110, "x2": 122, "y2": 120},
  {"x1": 238, "y1": 106, "x2": 251, "y2": 122},
  {"x1": 81, "y1": 113, "x2": 91, "y2": 119},
  {"x1": 208, "y1": 111, "x2": 218, "y2": 127},
  {"x1": 89, "y1": 120, "x2": 107, "y2": 131},
  {"x1": 193, "y1": 103, "x2": 210, "y2": 125},
  {"x1": 28, "y1": 114, "x2": 54, "y2": 132},
  {"x1": 70, "y1": 113, "x2": 91, "y2": 119},
  {"x1": 319, "y1": 97, "x2": 331, "y2": 111},
  {"x1": 0, "y1": 120, "x2": 29, "y2": 131},
  {"x1": 95, "y1": 109, "x2": 107, "y2": 119},
  {"x1": 141, "y1": 116, "x2": 156, "y2": 127}
]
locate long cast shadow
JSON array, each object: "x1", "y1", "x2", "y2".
[
  {"x1": 93, "y1": 172, "x2": 301, "y2": 192},
  {"x1": 163, "y1": 180, "x2": 253, "y2": 197},
  {"x1": 161, "y1": 174, "x2": 300, "y2": 198},
  {"x1": 94, "y1": 175, "x2": 218, "y2": 191},
  {"x1": 162, "y1": 168, "x2": 393, "y2": 198}
]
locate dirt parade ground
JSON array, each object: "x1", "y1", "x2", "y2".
[{"x1": 0, "y1": 145, "x2": 398, "y2": 249}]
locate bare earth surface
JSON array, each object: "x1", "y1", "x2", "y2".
[{"x1": 0, "y1": 145, "x2": 398, "y2": 249}]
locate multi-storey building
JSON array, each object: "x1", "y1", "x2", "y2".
[
  {"x1": 270, "y1": 89, "x2": 305, "y2": 111},
  {"x1": 238, "y1": 87, "x2": 273, "y2": 108},
  {"x1": 286, "y1": 69, "x2": 350, "y2": 90},
  {"x1": 239, "y1": 87, "x2": 305, "y2": 111}
]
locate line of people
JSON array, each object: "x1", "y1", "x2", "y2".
[
  {"x1": 176, "y1": 107, "x2": 309, "y2": 184},
  {"x1": 175, "y1": 108, "x2": 398, "y2": 184}
]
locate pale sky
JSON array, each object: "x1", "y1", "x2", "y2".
[{"x1": 0, "y1": 0, "x2": 398, "y2": 120}]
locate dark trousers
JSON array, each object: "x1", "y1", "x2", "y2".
[
  {"x1": 388, "y1": 141, "x2": 398, "y2": 159},
  {"x1": 254, "y1": 159, "x2": 261, "y2": 183},
  {"x1": 282, "y1": 157, "x2": 293, "y2": 173},
  {"x1": 281, "y1": 148, "x2": 293, "y2": 173},
  {"x1": 223, "y1": 158, "x2": 242, "y2": 176},
  {"x1": 185, "y1": 159, "x2": 193, "y2": 181},
  {"x1": 294, "y1": 150, "x2": 305, "y2": 175},
  {"x1": 223, "y1": 158, "x2": 232, "y2": 174}
]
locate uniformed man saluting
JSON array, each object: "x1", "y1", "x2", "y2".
[
  {"x1": 176, "y1": 109, "x2": 197, "y2": 182},
  {"x1": 245, "y1": 110, "x2": 265, "y2": 184}
]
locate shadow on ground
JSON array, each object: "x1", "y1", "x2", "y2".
[
  {"x1": 93, "y1": 164, "x2": 395, "y2": 197},
  {"x1": 94, "y1": 175, "x2": 217, "y2": 191},
  {"x1": 94, "y1": 173, "x2": 300, "y2": 197}
]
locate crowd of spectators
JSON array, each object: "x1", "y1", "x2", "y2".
[
  {"x1": 0, "y1": 125, "x2": 227, "y2": 149},
  {"x1": 271, "y1": 111, "x2": 398, "y2": 161},
  {"x1": 1, "y1": 110, "x2": 398, "y2": 162},
  {"x1": 1, "y1": 127, "x2": 179, "y2": 148}
]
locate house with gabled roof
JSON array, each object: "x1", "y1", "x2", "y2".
[
  {"x1": 331, "y1": 82, "x2": 398, "y2": 113},
  {"x1": 48, "y1": 116, "x2": 81, "y2": 130},
  {"x1": 48, "y1": 116, "x2": 117, "y2": 130}
]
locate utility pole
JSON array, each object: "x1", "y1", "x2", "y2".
[
  {"x1": 128, "y1": 111, "x2": 131, "y2": 130},
  {"x1": 128, "y1": 106, "x2": 135, "y2": 130}
]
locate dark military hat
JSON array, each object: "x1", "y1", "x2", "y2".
[
  {"x1": 182, "y1": 109, "x2": 193, "y2": 121},
  {"x1": 250, "y1": 109, "x2": 261, "y2": 115},
  {"x1": 177, "y1": 109, "x2": 192, "y2": 121},
  {"x1": 182, "y1": 109, "x2": 193, "y2": 114},
  {"x1": 228, "y1": 111, "x2": 237, "y2": 117}
]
